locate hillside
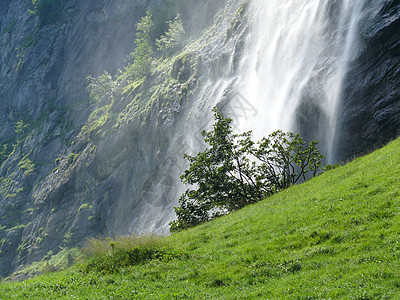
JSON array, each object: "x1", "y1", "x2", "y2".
[
  {"x1": 1, "y1": 137, "x2": 399, "y2": 299},
  {"x1": 0, "y1": 0, "x2": 399, "y2": 277}
]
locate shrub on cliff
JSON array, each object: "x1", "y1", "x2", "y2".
[
  {"x1": 156, "y1": 14, "x2": 185, "y2": 54},
  {"x1": 122, "y1": 11, "x2": 155, "y2": 81}
]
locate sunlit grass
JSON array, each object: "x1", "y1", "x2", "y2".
[
  {"x1": 82, "y1": 235, "x2": 165, "y2": 257},
  {"x1": 1, "y1": 138, "x2": 400, "y2": 299}
]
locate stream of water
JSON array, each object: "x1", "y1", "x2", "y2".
[
  {"x1": 237, "y1": 0, "x2": 366, "y2": 162},
  {"x1": 133, "y1": 0, "x2": 371, "y2": 234}
]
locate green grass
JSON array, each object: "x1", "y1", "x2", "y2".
[
  {"x1": 9, "y1": 249, "x2": 83, "y2": 280},
  {"x1": 1, "y1": 138, "x2": 400, "y2": 299}
]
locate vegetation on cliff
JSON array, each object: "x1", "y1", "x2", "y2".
[{"x1": 0, "y1": 0, "x2": 246, "y2": 278}]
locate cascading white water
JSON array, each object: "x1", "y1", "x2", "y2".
[
  {"x1": 236, "y1": 0, "x2": 365, "y2": 162},
  {"x1": 234, "y1": 0, "x2": 364, "y2": 161},
  {"x1": 137, "y1": 0, "x2": 369, "y2": 233}
]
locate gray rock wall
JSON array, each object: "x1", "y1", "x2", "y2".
[
  {"x1": 0, "y1": 0, "x2": 232, "y2": 277},
  {"x1": 338, "y1": 0, "x2": 400, "y2": 161},
  {"x1": 0, "y1": 0, "x2": 153, "y2": 277}
]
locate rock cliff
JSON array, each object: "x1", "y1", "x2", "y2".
[
  {"x1": 0, "y1": 0, "x2": 232, "y2": 277},
  {"x1": 0, "y1": 0, "x2": 157, "y2": 277},
  {"x1": 338, "y1": 0, "x2": 400, "y2": 161}
]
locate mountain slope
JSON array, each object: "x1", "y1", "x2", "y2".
[{"x1": 1, "y1": 137, "x2": 400, "y2": 299}]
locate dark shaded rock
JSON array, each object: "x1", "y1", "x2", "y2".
[{"x1": 337, "y1": 0, "x2": 400, "y2": 161}]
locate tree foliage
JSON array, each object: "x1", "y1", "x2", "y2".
[
  {"x1": 254, "y1": 131, "x2": 325, "y2": 192},
  {"x1": 156, "y1": 15, "x2": 185, "y2": 54},
  {"x1": 152, "y1": 0, "x2": 196, "y2": 36},
  {"x1": 170, "y1": 109, "x2": 265, "y2": 230},
  {"x1": 87, "y1": 72, "x2": 119, "y2": 104},
  {"x1": 122, "y1": 12, "x2": 155, "y2": 81},
  {"x1": 170, "y1": 108, "x2": 325, "y2": 231}
]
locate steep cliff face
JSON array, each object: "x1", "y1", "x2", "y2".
[
  {"x1": 338, "y1": 0, "x2": 400, "y2": 161},
  {"x1": 0, "y1": 0, "x2": 399, "y2": 278},
  {"x1": 0, "y1": 0, "x2": 234, "y2": 277},
  {"x1": 0, "y1": 0, "x2": 155, "y2": 276}
]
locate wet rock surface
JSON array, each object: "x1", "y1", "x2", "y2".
[
  {"x1": 0, "y1": 0, "x2": 153, "y2": 277},
  {"x1": 0, "y1": 0, "x2": 232, "y2": 277},
  {"x1": 338, "y1": 0, "x2": 400, "y2": 161}
]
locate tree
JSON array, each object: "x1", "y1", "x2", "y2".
[
  {"x1": 170, "y1": 108, "x2": 266, "y2": 231},
  {"x1": 170, "y1": 108, "x2": 325, "y2": 231},
  {"x1": 254, "y1": 131, "x2": 325, "y2": 192},
  {"x1": 86, "y1": 72, "x2": 119, "y2": 104},
  {"x1": 122, "y1": 11, "x2": 155, "y2": 81},
  {"x1": 156, "y1": 14, "x2": 185, "y2": 54}
]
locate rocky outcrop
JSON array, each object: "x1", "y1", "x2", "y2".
[{"x1": 338, "y1": 0, "x2": 400, "y2": 161}]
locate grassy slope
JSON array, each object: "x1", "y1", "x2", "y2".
[{"x1": 1, "y1": 138, "x2": 400, "y2": 299}]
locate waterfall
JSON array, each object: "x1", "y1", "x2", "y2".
[
  {"x1": 134, "y1": 0, "x2": 370, "y2": 234},
  {"x1": 236, "y1": 0, "x2": 366, "y2": 162}
]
